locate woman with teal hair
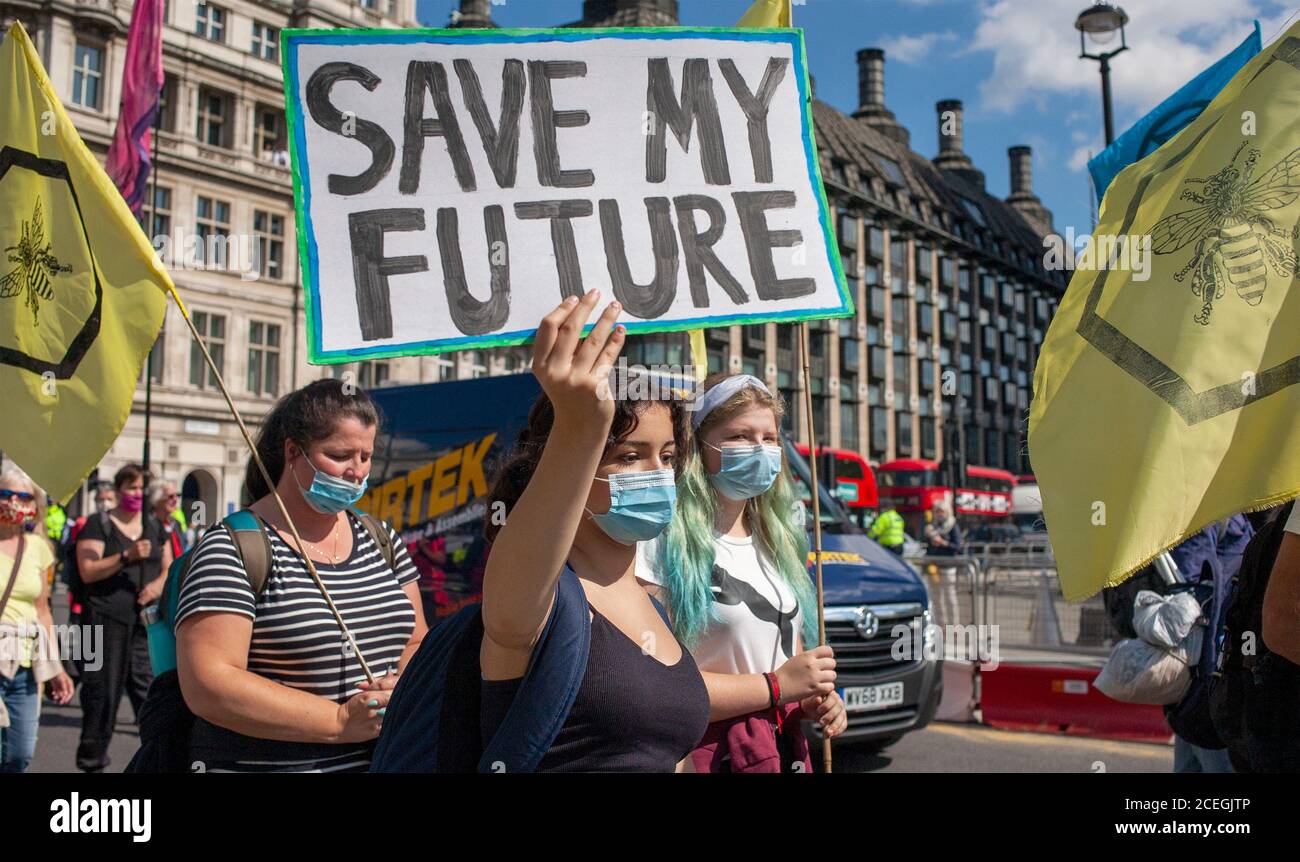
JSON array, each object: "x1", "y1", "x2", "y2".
[{"x1": 638, "y1": 373, "x2": 846, "y2": 772}]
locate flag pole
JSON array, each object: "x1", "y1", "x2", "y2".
[
  {"x1": 141, "y1": 99, "x2": 161, "y2": 475},
  {"x1": 798, "y1": 320, "x2": 832, "y2": 773},
  {"x1": 165, "y1": 284, "x2": 376, "y2": 683}
]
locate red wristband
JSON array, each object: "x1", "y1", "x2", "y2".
[{"x1": 763, "y1": 672, "x2": 781, "y2": 708}]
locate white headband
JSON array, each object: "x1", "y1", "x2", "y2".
[{"x1": 691, "y1": 375, "x2": 772, "y2": 428}]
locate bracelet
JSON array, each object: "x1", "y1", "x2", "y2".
[{"x1": 763, "y1": 672, "x2": 781, "y2": 709}]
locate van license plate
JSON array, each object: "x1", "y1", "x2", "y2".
[{"x1": 841, "y1": 682, "x2": 904, "y2": 712}]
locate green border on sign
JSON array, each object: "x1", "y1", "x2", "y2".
[{"x1": 280, "y1": 26, "x2": 854, "y2": 365}]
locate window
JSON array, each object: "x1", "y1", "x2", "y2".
[
  {"x1": 870, "y1": 407, "x2": 889, "y2": 459},
  {"x1": 889, "y1": 234, "x2": 908, "y2": 293},
  {"x1": 251, "y1": 21, "x2": 279, "y2": 62},
  {"x1": 158, "y1": 78, "x2": 178, "y2": 132},
  {"x1": 196, "y1": 87, "x2": 231, "y2": 147},
  {"x1": 895, "y1": 412, "x2": 913, "y2": 457},
  {"x1": 868, "y1": 150, "x2": 907, "y2": 186},
  {"x1": 940, "y1": 257, "x2": 956, "y2": 288},
  {"x1": 71, "y1": 42, "x2": 104, "y2": 109},
  {"x1": 915, "y1": 245, "x2": 932, "y2": 283},
  {"x1": 143, "y1": 186, "x2": 172, "y2": 241},
  {"x1": 255, "y1": 105, "x2": 286, "y2": 162},
  {"x1": 921, "y1": 418, "x2": 936, "y2": 460},
  {"x1": 985, "y1": 433, "x2": 1001, "y2": 468},
  {"x1": 254, "y1": 210, "x2": 285, "y2": 280},
  {"x1": 195, "y1": 3, "x2": 226, "y2": 42},
  {"x1": 840, "y1": 403, "x2": 860, "y2": 452},
  {"x1": 462, "y1": 351, "x2": 488, "y2": 379},
  {"x1": 893, "y1": 354, "x2": 910, "y2": 393},
  {"x1": 869, "y1": 286, "x2": 887, "y2": 319},
  {"x1": 837, "y1": 211, "x2": 858, "y2": 251},
  {"x1": 867, "y1": 226, "x2": 885, "y2": 262},
  {"x1": 189, "y1": 312, "x2": 225, "y2": 389},
  {"x1": 433, "y1": 356, "x2": 455, "y2": 381},
  {"x1": 840, "y1": 338, "x2": 860, "y2": 372},
  {"x1": 917, "y1": 303, "x2": 934, "y2": 338},
  {"x1": 358, "y1": 361, "x2": 391, "y2": 388},
  {"x1": 869, "y1": 346, "x2": 888, "y2": 381},
  {"x1": 195, "y1": 196, "x2": 231, "y2": 268},
  {"x1": 919, "y1": 359, "x2": 935, "y2": 392},
  {"x1": 808, "y1": 328, "x2": 826, "y2": 358},
  {"x1": 247, "y1": 321, "x2": 281, "y2": 397},
  {"x1": 891, "y1": 297, "x2": 909, "y2": 352}
]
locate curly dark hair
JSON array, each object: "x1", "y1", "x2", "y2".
[{"x1": 484, "y1": 387, "x2": 691, "y2": 542}]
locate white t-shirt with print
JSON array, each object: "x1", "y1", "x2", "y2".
[{"x1": 636, "y1": 533, "x2": 803, "y2": 675}]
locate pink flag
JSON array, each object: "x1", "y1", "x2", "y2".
[{"x1": 106, "y1": 0, "x2": 165, "y2": 217}]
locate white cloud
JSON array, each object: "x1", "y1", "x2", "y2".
[
  {"x1": 971, "y1": 0, "x2": 1293, "y2": 119},
  {"x1": 880, "y1": 30, "x2": 960, "y2": 64},
  {"x1": 1067, "y1": 144, "x2": 1094, "y2": 172}
]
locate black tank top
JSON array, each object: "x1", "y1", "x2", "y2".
[{"x1": 481, "y1": 604, "x2": 710, "y2": 772}]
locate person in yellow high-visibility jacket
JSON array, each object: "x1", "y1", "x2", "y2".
[{"x1": 868, "y1": 507, "x2": 906, "y2": 556}]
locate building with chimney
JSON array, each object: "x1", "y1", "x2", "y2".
[{"x1": 1, "y1": 0, "x2": 1066, "y2": 520}]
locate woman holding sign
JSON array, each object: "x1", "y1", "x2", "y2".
[
  {"x1": 373, "y1": 292, "x2": 709, "y2": 772},
  {"x1": 639, "y1": 373, "x2": 846, "y2": 772}
]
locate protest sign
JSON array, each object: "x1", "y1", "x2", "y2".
[{"x1": 282, "y1": 27, "x2": 852, "y2": 363}]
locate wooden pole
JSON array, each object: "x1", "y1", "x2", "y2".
[
  {"x1": 166, "y1": 285, "x2": 375, "y2": 683},
  {"x1": 797, "y1": 321, "x2": 831, "y2": 773}
]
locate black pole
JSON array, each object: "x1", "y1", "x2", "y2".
[
  {"x1": 1099, "y1": 53, "x2": 1115, "y2": 145},
  {"x1": 142, "y1": 84, "x2": 163, "y2": 475}
]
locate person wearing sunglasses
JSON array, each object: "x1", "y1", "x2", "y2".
[{"x1": 1, "y1": 469, "x2": 74, "y2": 772}]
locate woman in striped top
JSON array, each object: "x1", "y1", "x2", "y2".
[{"x1": 175, "y1": 379, "x2": 427, "y2": 772}]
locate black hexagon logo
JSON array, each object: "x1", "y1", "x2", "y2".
[{"x1": 0, "y1": 145, "x2": 102, "y2": 378}]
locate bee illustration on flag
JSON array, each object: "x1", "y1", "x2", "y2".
[
  {"x1": 2, "y1": 195, "x2": 71, "y2": 326},
  {"x1": 1151, "y1": 141, "x2": 1300, "y2": 325}
]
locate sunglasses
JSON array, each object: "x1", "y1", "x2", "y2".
[{"x1": 0, "y1": 489, "x2": 35, "y2": 502}]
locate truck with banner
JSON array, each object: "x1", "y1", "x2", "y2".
[{"x1": 360, "y1": 373, "x2": 942, "y2": 751}]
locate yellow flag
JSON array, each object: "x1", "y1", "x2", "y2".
[
  {"x1": 683, "y1": 0, "x2": 793, "y2": 382},
  {"x1": 1029, "y1": 23, "x2": 1300, "y2": 600},
  {"x1": 0, "y1": 22, "x2": 169, "y2": 502},
  {"x1": 737, "y1": 0, "x2": 793, "y2": 28}
]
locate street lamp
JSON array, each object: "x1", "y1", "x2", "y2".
[{"x1": 1075, "y1": 2, "x2": 1129, "y2": 145}]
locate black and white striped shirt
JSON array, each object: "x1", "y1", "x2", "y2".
[{"x1": 176, "y1": 512, "x2": 419, "y2": 772}]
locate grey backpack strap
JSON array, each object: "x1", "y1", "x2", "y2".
[
  {"x1": 224, "y1": 511, "x2": 274, "y2": 597},
  {"x1": 355, "y1": 512, "x2": 396, "y2": 570}
]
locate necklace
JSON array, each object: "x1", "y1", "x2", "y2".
[{"x1": 290, "y1": 517, "x2": 344, "y2": 564}]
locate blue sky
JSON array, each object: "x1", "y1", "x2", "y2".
[{"x1": 415, "y1": 0, "x2": 1300, "y2": 241}]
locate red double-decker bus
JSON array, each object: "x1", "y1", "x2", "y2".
[
  {"x1": 794, "y1": 445, "x2": 878, "y2": 524},
  {"x1": 875, "y1": 458, "x2": 1016, "y2": 535}
]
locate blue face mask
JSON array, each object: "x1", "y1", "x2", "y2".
[
  {"x1": 706, "y1": 442, "x2": 783, "y2": 501},
  {"x1": 586, "y1": 468, "x2": 677, "y2": 545},
  {"x1": 292, "y1": 457, "x2": 368, "y2": 515}
]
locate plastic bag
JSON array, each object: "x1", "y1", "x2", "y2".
[
  {"x1": 1094, "y1": 629, "x2": 1203, "y2": 705},
  {"x1": 1132, "y1": 589, "x2": 1202, "y2": 649}
]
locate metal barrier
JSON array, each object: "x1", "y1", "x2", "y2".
[{"x1": 902, "y1": 543, "x2": 1120, "y2": 658}]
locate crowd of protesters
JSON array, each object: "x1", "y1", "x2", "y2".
[{"x1": 6, "y1": 296, "x2": 1299, "y2": 773}]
